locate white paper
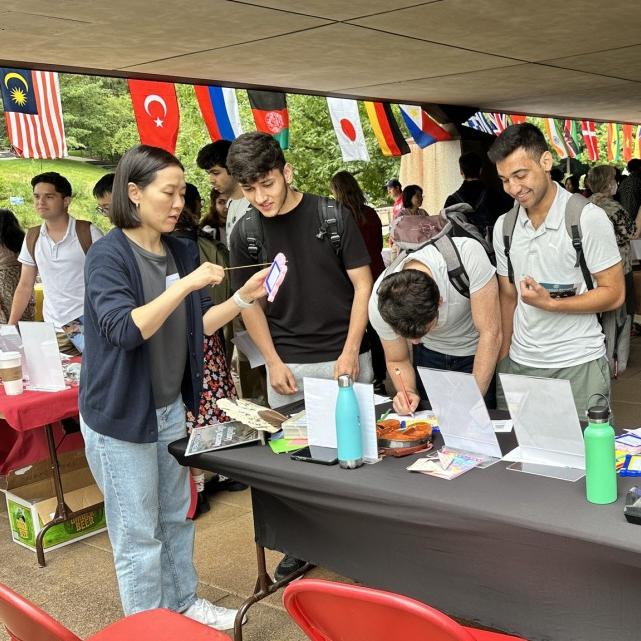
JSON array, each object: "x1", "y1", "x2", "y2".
[
  {"x1": 380, "y1": 410, "x2": 437, "y2": 422},
  {"x1": 492, "y1": 419, "x2": 513, "y2": 433},
  {"x1": 0, "y1": 324, "x2": 30, "y2": 380},
  {"x1": 374, "y1": 394, "x2": 391, "y2": 405},
  {"x1": 499, "y1": 373, "x2": 585, "y2": 470},
  {"x1": 624, "y1": 427, "x2": 641, "y2": 436},
  {"x1": 232, "y1": 330, "x2": 266, "y2": 369},
  {"x1": 19, "y1": 321, "x2": 65, "y2": 391},
  {"x1": 417, "y1": 368, "x2": 502, "y2": 458},
  {"x1": 303, "y1": 377, "x2": 378, "y2": 462}
]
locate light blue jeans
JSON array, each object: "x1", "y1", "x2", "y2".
[{"x1": 80, "y1": 396, "x2": 198, "y2": 615}]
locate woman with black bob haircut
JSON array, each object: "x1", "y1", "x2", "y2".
[{"x1": 79, "y1": 144, "x2": 267, "y2": 631}]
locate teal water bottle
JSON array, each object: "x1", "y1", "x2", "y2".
[
  {"x1": 584, "y1": 404, "x2": 617, "y2": 504},
  {"x1": 335, "y1": 374, "x2": 363, "y2": 469}
]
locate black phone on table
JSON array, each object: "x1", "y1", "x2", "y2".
[{"x1": 290, "y1": 445, "x2": 338, "y2": 465}]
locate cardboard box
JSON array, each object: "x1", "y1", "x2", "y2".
[{"x1": 2, "y1": 454, "x2": 106, "y2": 552}]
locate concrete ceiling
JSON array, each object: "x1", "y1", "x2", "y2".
[{"x1": 1, "y1": 0, "x2": 640, "y2": 123}]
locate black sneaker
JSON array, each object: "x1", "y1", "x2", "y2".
[
  {"x1": 274, "y1": 554, "x2": 307, "y2": 582},
  {"x1": 193, "y1": 492, "x2": 210, "y2": 519},
  {"x1": 219, "y1": 478, "x2": 248, "y2": 492}
]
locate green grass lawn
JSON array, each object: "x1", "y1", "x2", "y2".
[{"x1": 0, "y1": 158, "x2": 113, "y2": 233}]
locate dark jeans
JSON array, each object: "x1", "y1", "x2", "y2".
[{"x1": 412, "y1": 343, "x2": 496, "y2": 409}]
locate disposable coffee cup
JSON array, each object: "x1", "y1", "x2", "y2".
[{"x1": 0, "y1": 351, "x2": 23, "y2": 395}]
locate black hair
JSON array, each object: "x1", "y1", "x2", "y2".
[
  {"x1": 564, "y1": 175, "x2": 580, "y2": 193},
  {"x1": 487, "y1": 123, "x2": 549, "y2": 164},
  {"x1": 111, "y1": 145, "x2": 184, "y2": 229},
  {"x1": 550, "y1": 167, "x2": 564, "y2": 183},
  {"x1": 458, "y1": 152, "x2": 482, "y2": 179},
  {"x1": 330, "y1": 171, "x2": 367, "y2": 225},
  {"x1": 183, "y1": 183, "x2": 201, "y2": 214},
  {"x1": 402, "y1": 184, "x2": 423, "y2": 209},
  {"x1": 627, "y1": 158, "x2": 641, "y2": 173},
  {"x1": 0, "y1": 209, "x2": 25, "y2": 254},
  {"x1": 92, "y1": 173, "x2": 115, "y2": 199},
  {"x1": 377, "y1": 270, "x2": 440, "y2": 339},
  {"x1": 196, "y1": 140, "x2": 232, "y2": 171},
  {"x1": 31, "y1": 172, "x2": 72, "y2": 197},
  {"x1": 227, "y1": 132, "x2": 286, "y2": 185}
]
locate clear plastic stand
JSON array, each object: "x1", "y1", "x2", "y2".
[
  {"x1": 500, "y1": 373, "x2": 585, "y2": 480},
  {"x1": 417, "y1": 368, "x2": 502, "y2": 459},
  {"x1": 506, "y1": 461, "x2": 585, "y2": 482}
]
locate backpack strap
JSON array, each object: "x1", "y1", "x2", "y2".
[
  {"x1": 315, "y1": 196, "x2": 343, "y2": 256},
  {"x1": 501, "y1": 202, "x2": 520, "y2": 284},
  {"x1": 26, "y1": 226, "x2": 41, "y2": 266},
  {"x1": 431, "y1": 234, "x2": 471, "y2": 298},
  {"x1": 75, "y1": 220, "x2": 94, "y2": 255},
  {"x1": 239, "y1": 207, "x2": 266, "y2": 263},
  {"x1": 564, "y1": 193, "x2": 593, "y2": 291}
]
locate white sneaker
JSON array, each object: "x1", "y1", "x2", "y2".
[{"x1": 183, "y1": 598, "x2": 246, "y2": 630}]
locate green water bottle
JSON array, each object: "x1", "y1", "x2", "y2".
[{"x1": 584, "y1": 404, "x2": 617, "y2": 504}]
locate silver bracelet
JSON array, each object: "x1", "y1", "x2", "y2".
[{"x1": 233, "y1": 290, "x2": 254, "y2": 309}]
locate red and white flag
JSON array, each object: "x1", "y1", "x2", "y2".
[
  {"x1": 0, "y1": 68, "x2": 67, "y2": 159},
  {"x1": 327, "y1": 97, "x2": 369, "y2": 162},
  {"x1": 581, "y1": 120, "x2": 599, "y2": 161},
  {"x1": 128, "y1": 80, "x2": 180, "y2": 153}
]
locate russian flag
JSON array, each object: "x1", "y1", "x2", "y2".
[
  {"x1": 194, "y1": 85, "x2": 242, "y2": 141},
  {"x1": 399, "y1": 104, "x2": 451, "y2": 148}
]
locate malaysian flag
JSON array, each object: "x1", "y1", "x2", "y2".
[{"x1": 0, "y1": 68, "x2": 67, "y2": 158}]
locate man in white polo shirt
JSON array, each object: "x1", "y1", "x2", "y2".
[
  {"x1": 369, "y1": 237, "x2": 501, "y2": 414},
  {"x1": 9, "y1": 172, "x2": 103, "y2": 354},
  {"x1": 488, "y1": 123, "x2": 624, "y2": 418}
]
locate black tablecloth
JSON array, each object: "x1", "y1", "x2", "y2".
[{"x1": 170, "y1": 421, "x2": 641, "y2": 641}]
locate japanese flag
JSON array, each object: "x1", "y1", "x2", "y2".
[{"x1": 327, "y1": 97, "x2": 370, "y2": 162}]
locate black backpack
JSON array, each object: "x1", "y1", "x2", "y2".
[
  {"x1": 501, "y1": 192, "x2": 593, "y2": 291},
  {"x1": 384, "y1": 203, "x2": 496, "y2": 299},
  {"x1": 238, "y1": 196, "x2": 343, "y2": 263},
  {"x1": 450, "y1": 187, "x2": 493, "y2": 233}
]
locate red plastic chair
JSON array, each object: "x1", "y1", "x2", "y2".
[
  {"x1": 283, "y1": 579, "x2": 527, "y2": 641},
  {"x1": 0, "y1": 582, "x2": 231, "y2": 641}
]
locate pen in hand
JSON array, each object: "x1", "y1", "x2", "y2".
[{"x1": 394, "y1": 367, "x2": 415, "y2": 418}]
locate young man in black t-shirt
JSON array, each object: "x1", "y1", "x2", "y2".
[
  {"x1": 227, "y1": 131, "x2": 374, "y2": 581},
  {"x1": 228, "y1": 132, "x2": 374, "y2": 408}
]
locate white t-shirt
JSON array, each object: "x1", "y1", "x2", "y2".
[
  {"x1": 18, "y1": 216, "x2": 104, "y2": 330},
  {"x1": 369, "y1": 238, "x2": 496, "y2": 357},
  {"x1": 493, "y1": 185, "x2": 621, "y2": 368},
  {"x1": 226, "y1": 197, "x2": 251, "y2": 241}
]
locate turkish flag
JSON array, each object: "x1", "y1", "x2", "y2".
[{"x1": 128, "y1": 80, "x2": 180, "y2": 153}]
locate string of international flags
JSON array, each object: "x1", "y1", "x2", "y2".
[
  {"x1": 464, "y1": 111, "x2": 641, "y2": 163},
  {"x1": 0, "y1": 67, "x2": 638, "y2": 164}
]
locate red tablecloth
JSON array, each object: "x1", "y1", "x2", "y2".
[
  {"x1": 0, "y1": 372, "x2": 82, "y2": 475},
  {"x1": 0, "y1": 385, "x2": 79, "y2": 432}
]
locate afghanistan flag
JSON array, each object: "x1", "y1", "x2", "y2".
[
  {"x1": 364, "y1": 102, "x2": 410, "y2": 156},
  {"x1": 247, "y1": 90, "x2": 289, "y2": 149}
]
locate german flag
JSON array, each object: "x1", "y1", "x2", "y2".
[
  {"x1": 247, "y1": 90, "x2": 289, "y2": 149},
  {"x1": 364, "y1": 102, "x2": 410, "y2": 156}
]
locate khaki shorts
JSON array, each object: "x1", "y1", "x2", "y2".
[{"x1": 496, "y1": 355, "x2": 610, "y2": 420}]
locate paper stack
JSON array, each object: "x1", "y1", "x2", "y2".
[{"x1": 281, "y1": 411, "x2": 308, "y2": 440}]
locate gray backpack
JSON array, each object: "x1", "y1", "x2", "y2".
[{"x1": 501, "y1": 192, "x2": 593, "y2": 291}]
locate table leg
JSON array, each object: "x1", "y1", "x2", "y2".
[
  {"x1": 35, "y1": 424, "x2": 104, "y2": 568},
  {"x1": 232, "y1": 543, "x2": 314, "y2": 641}
]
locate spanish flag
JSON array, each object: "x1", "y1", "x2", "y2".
[
  {"x1": 364, "y1": 102, "x2": 410, "y2": 156},
  {"x1": 622, "y1": 124, "x2": 634, "y2": 162}
]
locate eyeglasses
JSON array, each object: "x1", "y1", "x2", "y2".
[{"x1": 95, "y1": 205, "x2": 110, "y2": 215}]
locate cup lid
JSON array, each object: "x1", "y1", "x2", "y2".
[{"x1": 0, "y1": 351, "x2": 21, "y2": 360}]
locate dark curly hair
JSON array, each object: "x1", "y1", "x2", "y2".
[
  {"x1": 227, "y1": 132, "x2": 286, "y2": 185},
  {"x1": 0, "y1": 209, "x2": 25, "y2": 254},
  {"x1": 377, "y1": 269, "x2": 440, "y2": 339}
]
